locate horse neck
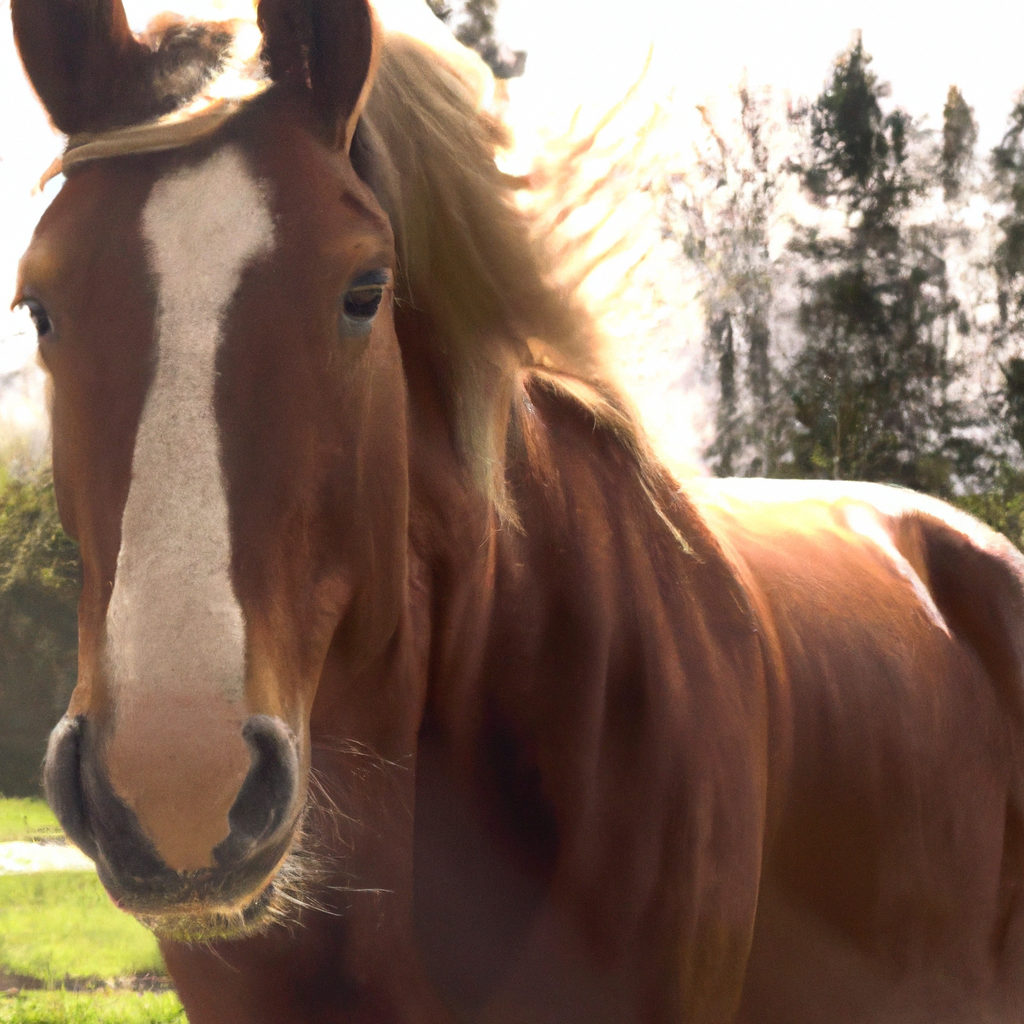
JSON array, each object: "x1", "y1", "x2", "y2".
[{"x1": 395, "y1": 305, "x2": 737, "y2": 723}]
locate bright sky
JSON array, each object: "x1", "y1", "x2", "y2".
[
  {"x1": 1, "y1": 0, "x2": 1023, "y2": 462},
  {"x1": 498, "y1": 0, "x2": 1024, "y2": 151}
]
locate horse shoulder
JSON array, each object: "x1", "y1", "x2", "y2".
[
  {"x1": 690, "y1": 479, "x2": 1024, "y2": 1017},
  {"x1": 694, "y1": 478, "x2": 1024, "y2": 733}
]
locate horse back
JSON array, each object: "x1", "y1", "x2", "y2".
[{"x1": 694, "y1": 478, "x2": 1024, "y2": 1022}]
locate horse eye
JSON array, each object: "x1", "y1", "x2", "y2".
[
  {"x1": 17, "y1": 298, "x2": 53, "y2": 339},
  {"x1": 340, "y1": 270, "x2": 389, "y2": 337},
  {"x1": 343, "y1": 287, "x2": 384, "y2": 322}
]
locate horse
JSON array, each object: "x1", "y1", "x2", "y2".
[{"x1": 11, "y1": 0, "x2": 1024, "y2": 1020}]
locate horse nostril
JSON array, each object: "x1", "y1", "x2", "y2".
[
  {"x1": 215, "y1": 715, "x2": 299, "y2": 867},
  {"x1": 43, "y1": 715, "x2": 98, "y2": 860}
]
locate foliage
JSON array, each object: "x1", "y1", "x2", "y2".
[
  {"x1": 0, "y1": 469, "x2": 81, "y2": 796},
  {"x1": 0, "y1": 873, "x2": 163, "y2": 984},
  {"x1": 798, "y1": 36, "x2": 913, "y2": 214},
  {"x1": 426, "y1": 0, "x2": 525, "y2": 78},
  {"x1": 952, "y1": 464, "x2": 1024, "y2": 551},
  {"x1": 991, "y1": 97, "x2": 1024, "y2": 350},
  {"x1": 0, "y1": 991, "x2": 183, "y2": 1024},
  {"x1": 663, "y1": 35, "x2": 1018, "y2": 506},
  {"x1": 785, "y1": 36, "x2": 972, "y2": 492},
  {"x1": 658, "y1": 84, "x2": 794, "y2": 476},
  {"x1": 0, "y1": 797, "x2": 61, "y2": 843},
  {"x1": 941, "y1": 86, "x2": 977, "y2": 204}
]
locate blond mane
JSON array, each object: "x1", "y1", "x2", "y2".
[{"x1": 355, "y1": 33, "x2": 623, "y2": 518}]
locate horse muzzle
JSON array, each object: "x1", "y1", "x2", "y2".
[{"x1": 43, "y1": 713, "x2": 303, "y2": 937}]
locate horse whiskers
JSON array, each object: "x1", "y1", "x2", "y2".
[
  {"x1": 257, "y1": 850, "x2": 392, "y2": 931},
  {"x1": 306, "y1": 768, "x2": 362, "y2": 830},
  {"x1": 307, "y1": 745, "x2": 413, "y2": 830},
  {"x1": 271, "y1": 881, "x2": 341, "y2": 919},
  {"x1": 310, "y1": 737, "x2": 411, "y2": 774},
  {"x1": 227, "y1": 750, "x2": 415, "y2": 932},
  {"x1": 322, "y1": 886, "x2": 394, "y2": 896}
]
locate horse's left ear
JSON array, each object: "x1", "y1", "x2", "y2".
[{"x1": 257, "y1": 0, "x2": 379, "y2": 151}]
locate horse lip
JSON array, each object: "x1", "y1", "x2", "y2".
[{"x1": 94, "y1": 827, "x2": 296, "y2": 919}]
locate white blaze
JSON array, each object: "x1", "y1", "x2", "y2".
[{"x1": 105, "y1": 145, "x2": 274, "y2": 703}]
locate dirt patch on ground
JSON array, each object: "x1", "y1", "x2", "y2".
[{"x1": 0, "y1": 969, "x2": 174, "y2": 995}]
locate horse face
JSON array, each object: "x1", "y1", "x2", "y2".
[{"x1": 13, "y1": 0, "x2": 401, "y2": 937}]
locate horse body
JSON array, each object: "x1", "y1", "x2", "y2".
[
  {"x1": 11, "y1": 0, "x2": 1024, "y2": 1020},
  {"x1": 701, "y1": 480, "x2": 1024, "y2": 1023}
]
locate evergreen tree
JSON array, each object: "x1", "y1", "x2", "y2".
[
  {"x1": 426, "y1": 0, "x2": 526, "y2": 79},
  {"x1": 941, "y1": 86, "x2": 977, "y2": 204},
  {"x1": 786, "y1": 36, "x2": 968, "y2": 491},
  {"x1": 991, "y1": 97, "x2": 1024, "y2": 351}
]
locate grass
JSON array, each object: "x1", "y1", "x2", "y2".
[
  {"x1": 0, "y1": 797, "x2": 185, "y2": 1020},
  {"x1": 0, "y1": 991, "x2": 184, "y2": 1024},
  {"x1": 0, "y1": 873, "x2": 165, "y2": 984},
  {"x1": 0, "y1": 800, "x2": 62, "y2": 844}
]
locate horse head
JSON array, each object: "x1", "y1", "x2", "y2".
[{"x1": 13, "y1": 0, "x2": 411, "y2": 939}]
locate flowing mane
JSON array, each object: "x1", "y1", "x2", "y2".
[
  {"x1": 55, "y1": 20, "x2": 640, "y2": 520},
  {"x1": 354, "y1": 34, "x2": 612, "y2": 514}
]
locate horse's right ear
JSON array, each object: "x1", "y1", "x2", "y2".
[
  {"x1": 257, "y1": 0, "x2": 378, "y2": 152},
  {"x1": 11, "y1": 0, "x2": 150, "y2": 135}
]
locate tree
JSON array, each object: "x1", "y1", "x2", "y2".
[
  {"x1": 941, "y1": 85, "x2": 977, "y2": 204},
  {"x1": 959, "y1": 95, "x2": 1024, "y2": 515},
  {"x1": 659, "y1": 85, "x2": 792, "y2": 476},
  {"x1": 785, "y1": 36, "x2": 971, "y2": 492},
  {"x1": 0, "y1": 468, "x2": 80, "y2": 796},
  {"x1": 426, "y1": 0, "x2": 526, "y2": 79},
  {"x1": 991, "y1": 97, "x2": 1024, "y2": 351}
]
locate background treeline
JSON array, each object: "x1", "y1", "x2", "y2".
[
  {"x1": 426, "y1": 0, "x2": 526, "y2": 78},
  {"x1": 660, "y1": 34, "x2": 1024, "y2": 544},
  {"x1": 0, "y1": 467, "x2": 79, "y2": 795}
]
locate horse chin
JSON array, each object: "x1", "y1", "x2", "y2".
[
  {"x1": 135, "y1": 878, "x2": 285, "y2": 943},
  {"x1": 111, "y1": 841, "x2": 312, "y2": 944}
]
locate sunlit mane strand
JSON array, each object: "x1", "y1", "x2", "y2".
[{"x1": 352, "y1": 33, "x2": 617, "y2": 521}]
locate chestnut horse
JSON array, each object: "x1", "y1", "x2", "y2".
[{"x1": 12, "y1": 0, "x2": 1024, "y2": 1020}]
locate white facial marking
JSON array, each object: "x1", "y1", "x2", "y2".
[{"x1": 105, "y1": 145, "x2": 274, "y2": 703}]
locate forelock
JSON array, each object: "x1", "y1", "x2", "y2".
[{"x1": 55, "y1": 17, "x2": 269, "y2": 180}]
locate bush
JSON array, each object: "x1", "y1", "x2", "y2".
[
  {"x1": 0, "y1": 469, "x2": 80, "y2": 797},
  {"x1": 952, "y1": 465, "x2": 1024, "y2": 553}
]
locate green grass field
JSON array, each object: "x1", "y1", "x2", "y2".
[
  {"x1": 0, "y1": 991, "x2": 184, "y2": 1024},
  {"x1": 0, "y1": 798, "x2": 185, "y2": 1023},
  {"x1": 0, "y1": 800, "x2": 62, "y2": 844},
  {"x1": 0, "y1": 873, "x2": 164, "y2": 983}
]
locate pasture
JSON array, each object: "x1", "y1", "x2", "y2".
[
  {"x1": 0, "y1": 800, "x2": 62, "y2": 843},
  {"x1": 0, "y1": 991, "x2": 183, "y2": 1024},
  {"x1": 0, "y1": 798, "x2": 183, "y2": 1024}
]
